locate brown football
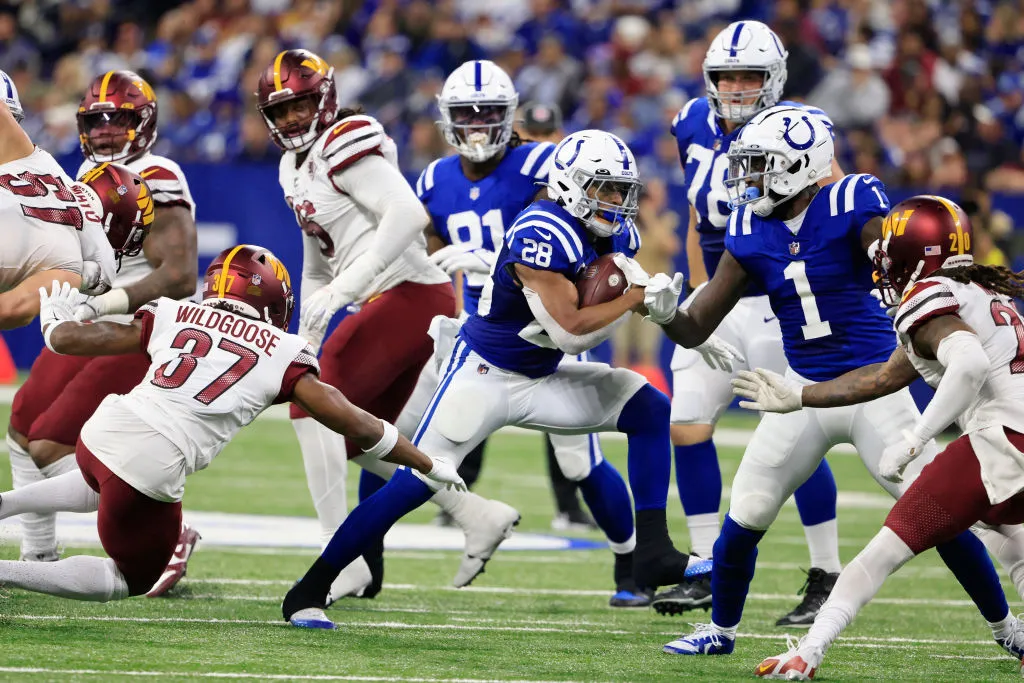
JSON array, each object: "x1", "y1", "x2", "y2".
[{"x1": 576, "y1": 253, "x2": 628, "y2": 307}]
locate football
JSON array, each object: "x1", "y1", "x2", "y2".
[{"x1": 576, "y1": 253, "x2": 628, "y2": 307}]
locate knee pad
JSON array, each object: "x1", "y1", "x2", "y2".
[
  {"x1": 729, "y1": 491, "x2": 781, "y2": 531},
  {"x1": 433, "y1": 384, "x2": 497, "y2": 444},
  {"x1": 551, "y1": 437, "x2": 593, "y2": 481}
]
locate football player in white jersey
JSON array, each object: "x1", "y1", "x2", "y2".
[
  {"x1": 742, "y1": 196, "x2": 1024, "y2": 679},
  {"x1": 658, "y1": 20, "x2": 845, "y2": 623},
  {"x1": 7, "y1": 70, "x2": 200, "y2": 598},
  {"x1": 0, "y1": 246, "x2": 464, "y2": 605},
  {"x1": 0, "y1": 68, "x2": 115, "y2": 326},
  {"x1": 257, "y1": 49, "x2": 520, "y2": 598}
]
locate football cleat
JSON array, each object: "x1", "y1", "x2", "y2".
[
  {"x1": 775, "y1": 568, "x2": 838, "y2": 627},
  {"x1": 551, "y1": 509, "x2": 599, "y2": 532},
  {"x1": 289, "y1": 607, "x2": 335, "y2": 630},
  {"x1": 652, "y1": 574, "x2": 712, "y2": 615},
  {"x1": 755, "y1": 637, "x2": 822, "y2": 679},
  {"x1": 996, "y1": 615, "x2": 1024, "y2": 659},
  {"x1": 609, "y1": 575, "x2": 653, "y2": 608},
  {"x1": 324, "y1": 557, "x2": 374, "y2": 606},
  {"x1": 146, "y1": 521, "x2": 201, "y2": 597},
  {"x1": 663, "y1": 623, "x2": 735, "y2": 655},
  {"x1": 454, "y1": 499, "x2": 520, "y2": 588},
  {"x1": 19, "y1": 548, "x2": 60, "y2": 563}
]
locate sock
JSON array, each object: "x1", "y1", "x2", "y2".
[
  {"x1": 989, "y1": 612, "x2": 1016, "y2": 641},
  {"x1": 685, "y1": 513, "x2": 719, "y2": 559},
  {"x1": 40, "y1": 453, "x2": 78, "y2": 479},
  {"x1": 1, "y1": 470, "x2": 99, "y2": 518},
  {"x1": 7, "y1": 436, "x2": 54, "y2": 556},
  {"x1": 803, "y1": 527, "x2": 914, "y2": 652},
  {"x1": 794, "y1": 458, "x2": 841, "y2": 573},
  {"x1": 577, "y1": 460, "x2": 635, "y2": 547},
  {"x1": 359, "y1": 469, "x2": 387, "y2": 503},
  {"x1": 303, "y1": 469, "x2": 433, "y2": 599},
  {"x1": 674, "y1": 440, "x2": 721, "y2": 557},
  {"x1": 802, "y1": 520, "x2": 842, "y2": 574},
  {"x1": 710, "y1": 514, "x2": 764, "y2": 629},
  {"x1": 617, "y1": 385, "x2": 671, "y2": 511},
  {"x1": 936, "y1": 529, "x2": 1009, "y2": 624},
  {"x1": 292, "y1": 417, "x2": 349, "y2": 545},
  {"x1": 0, "y1": 555, "x2": 129, "y2": 602},
  {"x1": 973, "y1": 524, "x2": 1024, "y2": 602}
]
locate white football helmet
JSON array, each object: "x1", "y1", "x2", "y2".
[
  {"x1": 704, "y1": 21, "x2": 787, "y2": 123},
  {"x1": 0, "y1": 69, "x2": 24, "y2": 123},
  {"x1": 548, "y1": 130, "x2": 641, "y2": 237},
  {"x1": 438, "y1": 60, "x2": 518, "y2": 163},
  {"x1": 724, "y1": 106, "x2": 833, "y2": 217}
]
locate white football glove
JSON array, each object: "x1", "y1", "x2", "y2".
[
  {"x1": 424, "y1": 456, "x2": 467, "y2": 491},
  {"x1": 731, "y1": 368, "x2": 803, "y2": 413},
  {"x1": 878, "y1": 429, "x2": 927, "y2": 484},
  {"x1": 643, "y1": 272, "x2": 685, "y2": 324},
  {"x1": 74, "y1": 287, "x2": 130, "y2": 322},
  {"x1": 429, "y1": 244, "x2": 495, "y2": 276},
  {"x1": 611, "y1": 254, "x2": 651, "y2": 288},
  {"x1": 693, "y1": 334, "x2": 745, "y2": 372},
  {"x1": 300, "y1": 284, "x2": 351, "y2": 337},
  {"x1": 39, "y1": 280, "x2": 86, "y2": 333}
]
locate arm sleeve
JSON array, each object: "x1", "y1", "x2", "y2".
[
  {"x1": 893, "y1": 278, "x2": 961, "y2": 337},
  {"x1": 522, "y1": 286, "x2": 631, "y2": 355},
  {"x1": 326, "y1": 154, "x2": 430, "y2": 302},
  {"x1": 133, "y1": 300, "x2": 159, "y2": 353},
  {"x1": 275, "y1": 343, "x2": 321, "y2": 404},
  {"x1": 910, "y1": 330, "x2": 990, "y2": 442}
]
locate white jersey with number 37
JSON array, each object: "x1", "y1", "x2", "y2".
[
  {"x1": 0, "y1": 147, "x2": 93, "y2": 292},
  {"x1": 896, "y1": 275, "x2": 1024, "y2": 436},
  {"x1": 81, "y1": 298, "x2": 318, "y2": 501}
]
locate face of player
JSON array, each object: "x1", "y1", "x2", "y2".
[
  {"x1": 265, "y1": 95, "x2": 318, "y2": 140},
  {"x1": 449, "y1": 104, "x2": 507, "y2": 150},
  {"x1": 81, "y1": 110, "x2": 136, "y2": 155},
  {"x1": 586, "y1": 178, "x2": 638, "y2": 228},
  {"x1": 715, "y1": 70, "x2": 766, "y2": 107}
]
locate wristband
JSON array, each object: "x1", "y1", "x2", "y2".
[
  {"x1": 362, "y1": 419, "x2": 399, "y2": 459},
  {"x1": 43, "y1": 321, "x2": 65, "y2": 354}
]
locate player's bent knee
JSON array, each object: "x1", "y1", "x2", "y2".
[
  {"x1": 434, "y1": 386, "x2": 496, "y2": 444},
  {"x1": 618, "y1": 384, "x2": 669, "y2": 434},
  {"x1": 7, "y1": 426, "x2": 28, "y2": 451},
  {"x1": 555, "y1": 453, "x2": 591, "y2": 482},
  {"x1": 729, "y1": 492, "x2": 782, "y2": 531},
  {"x1": 671, "y1": 423, "x2": 714, "y2": 446},
  {"x1": 28, "y1": 439, "x2": 74, "y2": 469}
]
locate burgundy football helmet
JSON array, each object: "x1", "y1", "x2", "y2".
[
  {"x1": 78, "y1": 70, "x2": 159, "y2": 163},
  {"x1": 203, "y1": 245, "x2": 294, "y2": 330},
  {"x1": 873, "y1": 195, "x2": 974, "y2": 306},
  {"x1": 255, "y1": 49, "x2": 337, "y2": 152},
  {"x1": 79, "y1": 162, "x2": 155, "y2": 263}
]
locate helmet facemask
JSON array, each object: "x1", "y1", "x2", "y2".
[
  {"x1": 725, "y1": 146, "x2": 795, "y2": 217},
  {"x1": 574, "y1": 171, "x2": 641, "y2": 237},
  {"x1": 80, "y1": 109, "x2": 144, "y2": 162},
  {"x1": 259, "y1": 75, "x2": 335, "y2": 153},
  {"x1": 439, "y1": 100, "x2": 516, "y2": 163},
  {"x1": 705, "y1": 67, "x2": 775, "y2": 123}
]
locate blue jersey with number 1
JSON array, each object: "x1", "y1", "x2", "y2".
[
  {"x1": 460, "y1": 199, "x2": 641, "y2": 378},
  {"x1": 416, "y1": 142, "x2": 555, "y2": 316},
  {"x1": 725, "y1": 174, "x2": 895, "y2": 382}
]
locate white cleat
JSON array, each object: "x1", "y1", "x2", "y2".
[
  {"x1": 754, "y1": 637, "x2": 822, "y2": 680},
  {"x1": 325, "y1": 557, "x2": 374, "y2": 606},
  {"x1": 454, "y1": 499, "x2": 520, "y2": 588},
  {"x1": 289, "y1": 607, "x2": 336, "y2": 630},
  {"x1": 19, "y1": 548, "x2": 59, "y2": 563},
  {"x1": 998, "y1": 614, "x2": 1024, "y2": 659},
  {"x1": 146, "y1": 521, "x2": 201, "y2": 597}
]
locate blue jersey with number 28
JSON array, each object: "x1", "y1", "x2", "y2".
[
  {"x1": 460, "y1": 199, "x2": 641, "y2": 378},
  {"x1": 725, "y1": 174, "x2": 895, "y2": 382},
  {"x1": 416, "y1": 142, "x2": 555, "y2": 316}
]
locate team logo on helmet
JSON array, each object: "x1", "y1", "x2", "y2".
[{"x1": 781, "y1": 116, "x2": 815, "y2": 151}]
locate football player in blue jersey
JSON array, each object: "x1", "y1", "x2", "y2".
[
  {"x1": 657, "y1": 20, "x2": 844, "y2": 624},
  {"x1": 645, "y1": 106, "x2": 1024, "y2": 658},
  {"x1": 281, "y1": 130, "x2": 717, "y2": 629},
  {"x1": 385, "y1": 60, "x2": 647, "y2": 606}
]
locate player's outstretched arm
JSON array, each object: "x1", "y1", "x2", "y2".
[
  {"x1": 292, "y1": 374, "x2": 466, "y2": 490},
  {"x1": 656, "y1": 251, "x2": 748, "y2": 347},
  {"x1": 0, "y1": 269, "x2": 82, "y2": 330},
  {"x1": 38, "y1": 280, "x2": 143, "y2": 355},
  {"x1": 800, "y1": 347, "x2": 919, "y2": 408},
  {"x1": 515, "y1": 263, "x2": 642, "y2": 354}
]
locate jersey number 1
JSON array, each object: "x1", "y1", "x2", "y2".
[
  {"x1": 990, "y1": 300, "x2": 1024, "y2": 374},
  {"x1": 151, "y1": 328, "x2": 260, "y2": 404},
  {"x1": 783, "y1": 261, "x2": 832, "y2": 340}
]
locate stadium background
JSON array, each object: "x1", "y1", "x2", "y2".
[{"x1": 2, "y1": 0, "x2": 1023, "y2": 388}]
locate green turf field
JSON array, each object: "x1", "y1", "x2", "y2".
[{"x1": 0, "y1": 405, "x2": 1018, "y2": 682}]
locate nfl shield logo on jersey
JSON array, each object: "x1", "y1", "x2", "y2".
[
  {"x1": 469, "y1": 186, "x2": 480, "y2": 201},
  {"x1": 789, "y1": 242, "x2": 801, "y2": 255}
]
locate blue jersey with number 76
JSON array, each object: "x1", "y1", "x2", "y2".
[
  {"x1": 460, "y1": 199, "x2": 641, "y2": 378},
  {"x1": 724, "y1": 174, "x2": 895, "y2": 382}
]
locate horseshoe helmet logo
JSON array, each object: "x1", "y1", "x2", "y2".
[{"x1": 781, "y1": 115, "x2": 816, "y2": 151}]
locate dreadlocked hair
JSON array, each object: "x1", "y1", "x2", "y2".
[{"x1": 934, "y1": 264, "x2": 1024, "y2": 299}]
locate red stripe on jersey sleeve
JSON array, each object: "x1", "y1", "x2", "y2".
[
  {"x1": 323, "y1": 119, "x2": 372, "y2": 149},
  {"x1": 899, "y1": 279, "x2": 941, "y2": 304},
  {"x1": 328, "y1": 146, "x2": 384, "y2": 184},
  {"x1": 905, "y1": 304, "x2": 961, "y2": 336},
  {"x1": 274, "y1": 361, "x2": 318, "y2": 404},
  {"x1": 134, "y1": 303, "x2": 158, "y2": 354},
  {"x1": 140, "y1": 166, "x2": 182, "y2": 183}
]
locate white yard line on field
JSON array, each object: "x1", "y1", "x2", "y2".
[
  {"x1": 0, "y1": 668, "x2": 576, "y2": 683},
  {"x1": 2, "y1": 614, "x2": 1013, "y2": 650}
]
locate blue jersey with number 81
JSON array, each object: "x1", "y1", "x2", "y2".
[
  {"x1": 724, "y1": 174, "x2": 894, "y2": 382},
  {"x1": 460, "y1": 199, "x2": 640, "y2": 378},
  {"x1": 416, "y1": 141, "x2": 555, "y2": 316}
]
